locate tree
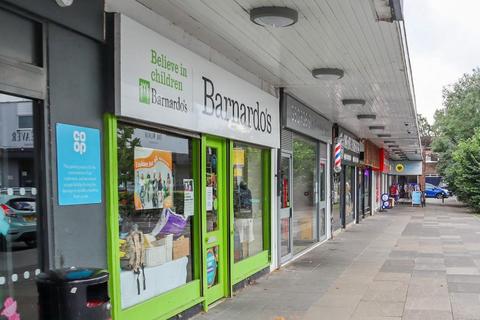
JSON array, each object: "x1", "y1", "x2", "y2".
[
  {"x1": 445, "y1": 130, "x2": 480, "y2": 210},
  {"x1": 432, "y1": 68, "x2": 480, "y2": 207},
  {"x1": 417, "y1": 113, "x2": 433, "y2": 138}
]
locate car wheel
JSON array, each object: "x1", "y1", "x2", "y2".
[
  {"x1": 24, "y1": 240, "x2": 37, "y2": 248},
  {"x1": 436, "y1": 193, "x2": 443, "y2": 199}
]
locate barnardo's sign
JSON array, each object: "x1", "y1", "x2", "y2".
[{"x1": 116, "y1": 15, "x2": 280, "y2": 148}]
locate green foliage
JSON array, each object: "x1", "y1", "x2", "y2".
[
  {"x1": 432, "y1": 68, "x2": 480, "y2": 210},
  {"x1": 445, "y1": 130, "x2": 480, "y2": 210}
]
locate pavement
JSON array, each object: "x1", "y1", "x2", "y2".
[{"x1": 193, "y1": 198, "x2": 480, "y2": 320}]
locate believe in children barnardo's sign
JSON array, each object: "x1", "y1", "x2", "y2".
[{"x1": 116, "y1": 15, "x2": 280, "y2": 148}]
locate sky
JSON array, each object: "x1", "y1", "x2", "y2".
[{"x1": 404, "y1": 0, "x2": 480, "y2": 123}]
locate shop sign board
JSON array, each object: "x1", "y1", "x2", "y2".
[
  {"x1": 56, "y1": 123, "x2": 102, "y2": 205},
  {"x1": 389, "y1": 161, "x2": 422, "y2": 175},
  {"x1": 338, "y1": 129, "x2": 361, "y2": 154},
  {"x1": 282, "y1": 94, "x2": 332, "y2": 143},
  {"x1": 117, "y1": 15, "x2": 280, "y2": 149}
]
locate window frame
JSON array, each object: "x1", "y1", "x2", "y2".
[
  {"x1": 104, "y1": 114, "x2": 203, "y2": 320},
  {"x1": 229, "y1": 140, "x2": 271, "y2": 285}
]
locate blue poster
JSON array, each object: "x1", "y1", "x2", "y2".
[{"x1": 56, "y1": 123, "x2": 102, "y2": 205}]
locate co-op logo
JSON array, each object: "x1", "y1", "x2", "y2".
[{"x1": 73, "y1": 130, "x2": 87, "y2": 155}]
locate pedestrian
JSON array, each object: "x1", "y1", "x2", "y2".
[{"x1": 420, "y1": 187, "x2": 426, "y2": 207}]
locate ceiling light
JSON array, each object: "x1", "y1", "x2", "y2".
[
  {"x1": 342, "y1": 99, "x2": 366, "y2": 107},
  {"x1": 383, "y1": 140, "x2": 395, "y2": 143},
  {"x1": 357, "y1": 114, "x2": 376, "y2": 120},
  {"x1": 250, "y1": 7, "x2": 298, "y2": 27},
  {"x1": 378, "y1": 134, "x2": 391, "y2": 138},
  {"x1": 369, "y1": 125, "x2": 385, "y2": 130},
  {"x1": 388, "y1": 144, "x2": 399, "y2": 148},
  {"x1": 311, "y1": 68, "x2": 344, "y2": 80}
]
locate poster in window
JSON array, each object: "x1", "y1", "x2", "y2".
[
  {"x1": 183, "y1": 179, "x2": 194, "y2": 217},
  {"x1": 134, "y1": 147, "x2": 173, "y2": 210}
]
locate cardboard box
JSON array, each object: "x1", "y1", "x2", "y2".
[{"x1": 173, "y1": 236, "x2": 190, "y2": 260}]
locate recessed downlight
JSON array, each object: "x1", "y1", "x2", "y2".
[
  {"x1": 357, "y1": 114, "x2": 377, "y2": 120},
  {"x1": 250, "y1": 7, "x2": 298, "y2": 27},
  {"x1": 342, "y1": 99, "x2": 366, "y2": 107},
  {"x1": 369, "y1": 125, "x2": 385, "y2": 130},
  {"x1": 312, "y1": 68, "x2": 344, "y2": 80}
]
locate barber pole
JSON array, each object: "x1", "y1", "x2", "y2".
[{"x1": 334, "y1": 142, "x2": 343, "y2": 173}]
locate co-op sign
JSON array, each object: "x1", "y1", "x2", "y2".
[{"x1": 117, "y1": 15, "x2": 280, "y2": 148}]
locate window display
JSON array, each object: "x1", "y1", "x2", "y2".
[
  {"x1": 117, "y1": 123, "x2": 195, "y2": 309},
  {"x1": 345, "y1": 166, "x2": 355, "y2": 224},
  {"x1": 233, "y1": 143, "x2": 264, "y2": 262}
]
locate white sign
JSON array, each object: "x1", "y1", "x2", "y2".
[
  {"x1": 118, "y1": 15, "x2": 280, "y2": 148},
  {"x1": 183, "y1": 179, "x2": 194, "y2": 217},
  {"x1": 206, "y1": 187, "x2": 213, "y2": 211}
]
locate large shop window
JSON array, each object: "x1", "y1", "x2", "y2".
[
  {"x1": 0, "y1": 93, "x2": 38, "y2": 320},
  {"x1": 292, "y1": 134, "x2": 318, "y2": 255},
  {"x1": 232, "y1": 143, "x2": 264, "y2": 262},
  {"x1": 345, "y1": 166, "x2": 355, "y2": 224},
  {"x1": 117, "y1": 123, "x2": 195, "y2": 309}
]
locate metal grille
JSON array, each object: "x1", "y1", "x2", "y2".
[{"x1": 281, "y1": 128, "x2": 293, "y2": 152}]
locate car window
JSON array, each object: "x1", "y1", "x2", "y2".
[{"x1": 8, "y1": 198, "x2": 36, "y2": 211}]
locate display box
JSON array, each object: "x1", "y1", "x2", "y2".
[
  {"x1": 173, "y1": 236, "x2": 190, "y2": 260},
  {"x1": 145, "y1": 234, "x2": 173, "y2": 267}
]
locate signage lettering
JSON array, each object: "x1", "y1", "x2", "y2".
[{"x1": 202, "y1": 76, "x2": 272, "y2": 133}]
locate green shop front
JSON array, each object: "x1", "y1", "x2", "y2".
[{"x1": 105, "y1": 15, "x2": 279, "y2": 320}]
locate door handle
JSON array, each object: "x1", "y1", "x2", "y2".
[{"x1": 289, "y1": 207, "x2": 293, "y2": 218}]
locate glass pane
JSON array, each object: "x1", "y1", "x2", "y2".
[
  {"x1": 358, "y1": 170, "x2": 364, "y2": 217},
  {"x1": 0, "y1": 93, "x2": 38, "y2": 320},
  {"x1": 319, "y1": 143, "x2": 327, "y2": 202},
  {"x1": 233, "y1": 143, "x2": 263, "y2": 262},
  {"x1": 345, "y1": 166, "x2": 355, "y2": 224},
  {"x1": 117, "y1": 124, "x2": 194, "y2": 309},
  {"x1": 280, "y1": 218, "x2": 290, "y2": 257},
  {"x1": 332, "y1": 173, "x2": 341, "y2": 230},
  {"x1": 364, "y1": 169, "x2": 370, "y2": 211},
  {"x1": 292, "y1": 134, "x2": 318, "y2": 255},
  {"x1": 280, "y1": 156, "x2": 290, "y2": 209},
  {"x1": 206, "y1": 147, "x2": 218, "y2": 232},
  {"x1": 206, "y1": 246, "x2": 219, "y2": 288}
]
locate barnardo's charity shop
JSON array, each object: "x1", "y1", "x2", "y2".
[{"x1": 106, "y1": 15, "x2": 279, "y2": 320}]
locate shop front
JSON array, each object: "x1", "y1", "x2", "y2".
[
  {"x1": 106, "y1": 15, "x2": 278, "y2": 320},
  {"x1": 0, "y1": 2, "x2": 106, "y2": 319},
  {"x1": 363, "y1": 140, "x2": 381, "y2": 214},
  {"x1": 332, "y1": 126, "x2": 360, "y2": 229},
  {"x1": 279, "y1": 93, "x2": 331, "y2": 264},
  {"x1": 389, "y1": 161, "x2": 423, "y2": 197}
]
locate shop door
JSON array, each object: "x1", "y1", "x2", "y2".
[
  {"x1": 318, "y1": 143, "x2": 327, "y2": 240},
  {"x1": 279, "y1": 152, "x2": 293, "y2": 263},
  {"x1": 202, "y1": 136, "x2": 228, "y2": 306}
]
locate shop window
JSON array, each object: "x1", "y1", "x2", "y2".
[
  {"x1": 18, "y1": 115, "x2": 33, "y2": 129},
  {"x1": 233, "y1": 143, "x2": 264, "y2": 262},
  {"x1": 345, "y1": 166, "x2": 355, "y2": 224},
  {"x1": 116, "y1": 123, "x2": 195, "y2": 309},
  {"x1": 0, "y1": 93, "x2": 38, "y2": 320},
  {"x1": 292, "y1": 134, "x2": 318, "y2": 254}
]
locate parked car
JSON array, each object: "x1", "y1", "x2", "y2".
[
  {"x1": 0, "y1": 195, "x2": 37, "y2": 247},
  {"x1": 439, "y1": 182, "x2": 454, "y2": 196},
  {"x1": 424, "y1": 183, "x2": 449, "y2": 199}
]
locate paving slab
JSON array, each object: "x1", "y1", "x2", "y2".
[{"x1": 192, "y1": 199, "x2": 480, "y2": 320}]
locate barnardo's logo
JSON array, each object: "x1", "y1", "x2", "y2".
[{"x1": 139, "y1": 78, "x2": 150, "y2": 104}]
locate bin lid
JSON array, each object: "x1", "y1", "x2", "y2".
[{"x1": 36, "y1": 267, "x2": 109, "y2": 285}]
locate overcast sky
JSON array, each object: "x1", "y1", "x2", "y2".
[{"x1": 404, "y1": 0, "x2": 480, "y2": 123}]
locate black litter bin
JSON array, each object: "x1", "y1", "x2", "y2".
[{"x1": 36, "y1": 267, "x2": 111, "y2": 320}]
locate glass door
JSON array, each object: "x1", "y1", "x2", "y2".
[
  {"x1": 202, "y1": 136, "x2": 228, "y2": 306},
  {"x1": 318, "y1": 143, "x2": 327, "y2": 240},
  {"x1": 279, "y1": 153, "x2": 292, "y2": 263},
  {"x1": 0, "y1": 93, "x2": 39, "y2": 319}
]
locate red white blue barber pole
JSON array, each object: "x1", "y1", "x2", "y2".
[{"x1": 334, "y1": 142, "x2": 343, "y2": 173}]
